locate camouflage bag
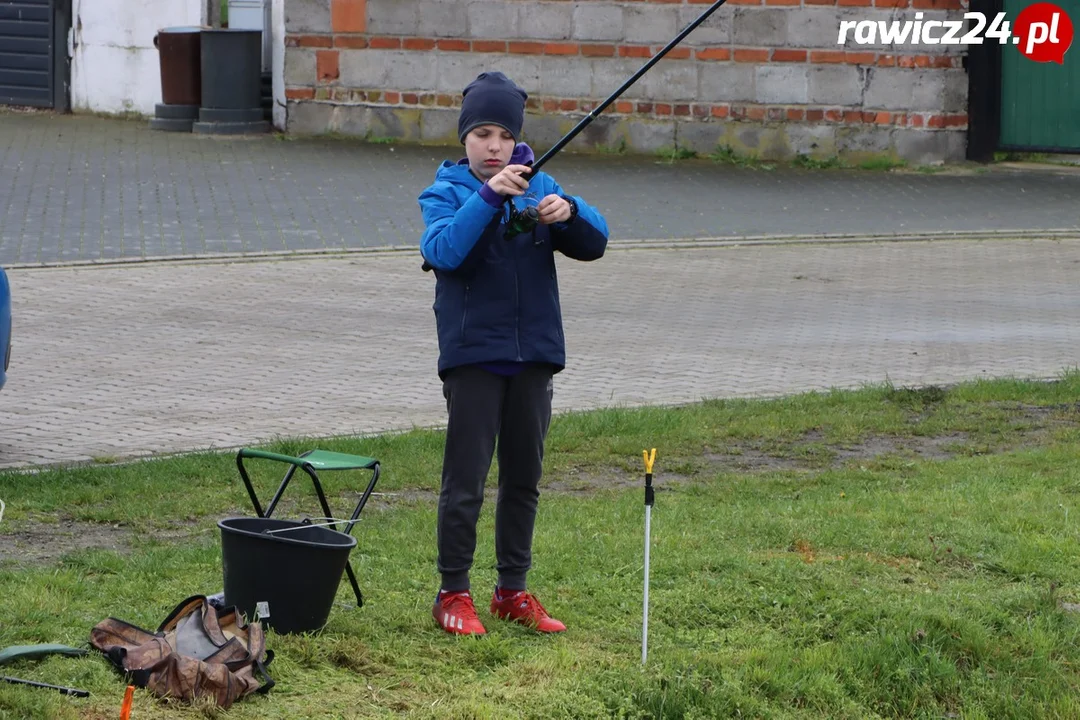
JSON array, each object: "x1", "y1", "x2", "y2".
[{"x1": 90, "y1": 595, "x2": 274, "y2": 709}]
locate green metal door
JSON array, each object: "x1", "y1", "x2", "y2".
[{"x1": 999, "y1": 0, "x2": 1080, "y2": 151}]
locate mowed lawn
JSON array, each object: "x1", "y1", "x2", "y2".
[{"x1": 2, "y1": 372, "x2": 1080, "y2": 719}]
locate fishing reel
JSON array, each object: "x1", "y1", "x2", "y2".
[
  {"x1": 504, "y1": 165, "x2": 540, "y2": 240},
  {"x1": 506, "y1": 204, "x2": 540, "y2": 239},
  {"x1": 506, "y1": 191, "x2": 581, "y2": 240}
]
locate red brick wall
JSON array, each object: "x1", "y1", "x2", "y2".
[{"x1": 283, "y1": 0, "x2": 970, "y2": 163}]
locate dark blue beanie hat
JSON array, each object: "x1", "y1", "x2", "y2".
[{"x1": 457, "y1": 72, "x2": 528, "y2": 144}]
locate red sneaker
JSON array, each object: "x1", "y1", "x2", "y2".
[
  {"x1": 433, "y1": 590, "x2": 487, "y2": 636},
  {"x1": 490, "y1": 589, "x2": 567, "y2": 633}
]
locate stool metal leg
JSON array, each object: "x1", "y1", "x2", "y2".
[
  {"x1": 299, "y1": 464, "x2": 367, "y2": 608},
  {"x1": 236, "y1": 454, "x2": 267, "y2": 518},
  {"x1": 264, "y1": 463, "x2": 301, "y2": 518}
]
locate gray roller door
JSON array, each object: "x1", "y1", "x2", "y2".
[{"x1": 0, "y1": 0, "x2": 56, "y2": 108}]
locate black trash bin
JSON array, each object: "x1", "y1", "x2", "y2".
[
  {"x1": 194, "y1": 29, "x2": 270, "y2": 135},
  {"x1": 150, "y1": 26, "x2": 204, "y2": 132}
]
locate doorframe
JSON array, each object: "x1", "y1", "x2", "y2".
[
  {"x1": 965, "y1": 0, "x2": 1002, "y2": 161},
  {"x1": 53, "y1": 0, "x2": 73, "y2": 112}
]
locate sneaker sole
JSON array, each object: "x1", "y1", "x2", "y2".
[
  {"x1": 491, "y1": 611, "x2": 566, "y2": 633},
  {"x1": 437, "y1": 625, "x2": 486, "y2": 636}
]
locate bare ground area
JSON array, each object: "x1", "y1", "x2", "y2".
[
  {"x1": 2, "y1": 401, "x2": 1076, "y2": 568},
  {"x1": 540, "y1": 432, "x2": 970, "y2": 494},
  {"x1": 0, "y1": 517, "x2": 212, "y2": 567},
  {"x1": 545, "y1": 400, "x2": 1079, "y2": 492},
  {"x1": 0, "y1": 519, "x2": 132, "y2": 566}
]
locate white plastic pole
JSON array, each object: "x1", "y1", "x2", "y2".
[
  {"x1": 642, "y1": 503, "x2": 651, "y2": 665},
  {"x1": 641, "y1": 448, "x2": 656, "y2": 666}
]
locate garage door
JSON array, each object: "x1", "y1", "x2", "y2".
[
  {"x1": 998, "y1": 0, "x2": 1080, "y2": 152},
  {"x1": 0, "y1": 0, "x2": 54, "y2": 108}
]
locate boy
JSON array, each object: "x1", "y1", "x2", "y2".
[{"x1": 418, "y1": 71, "x2": 610, "y2": 636}]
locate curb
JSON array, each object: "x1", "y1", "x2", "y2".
[{"x1": 6, "y1": 229, "x2": 1080, "y2": 272}]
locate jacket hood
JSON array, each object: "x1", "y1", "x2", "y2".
[{"x1": 433, "y1": 160, "x2": 482, "y2": 188}]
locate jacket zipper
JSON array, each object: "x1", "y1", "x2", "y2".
[
  {"x1": 461, "y1": 284, "x2": 469, "y2": 341},
  {"x1": 514, "y1": 240, "x2": 522, "y2": 361},
  {"x1": 552, "y1": 284, "x2": 563, "y2": 343}
]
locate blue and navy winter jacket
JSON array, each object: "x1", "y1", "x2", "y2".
[{"x1": 418, "y1": 146, "x2": 610, "y2": 379}]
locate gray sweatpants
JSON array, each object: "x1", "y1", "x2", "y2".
[{"x1": 437, "y1": 364, "x2": 554, "y2": 593}]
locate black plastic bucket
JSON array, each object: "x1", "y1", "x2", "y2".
[{"x1": 218, "y1": 517, "x2": 357, "y2": 635}]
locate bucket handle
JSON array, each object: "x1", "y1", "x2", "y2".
[{"x1": 262, "y1": 519, "x2": 354, "y2": 535}]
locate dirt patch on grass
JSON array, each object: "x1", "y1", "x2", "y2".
[
  {"x1": 0, "y1": 493, "x2": 446, "y2": 568},
  {"x1": 547, "y1": 401, "x2": 1075, "y2": 494},
  {"x1": 547, "y1": 432, "x2": 972, "y2": 492},
  {"x1": 0, "y1": 517, "x2": 208, "y2": 568},
  {"x1": 706, "y1": 431, "x2": 970, "y2": 473},
  {"x1": 543, "y1": 465, "x2": 645, "y2": 494},
  {"x1": 994, "y1": 400, "x2": 1080, "y2": 421},
  {"x1": 0, "y1": 519, "x2": 132, "y2": 566}
]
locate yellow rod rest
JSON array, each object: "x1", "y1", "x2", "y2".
[{"x1": 642, "y1": 448, "x2": 656, "y2": 475}]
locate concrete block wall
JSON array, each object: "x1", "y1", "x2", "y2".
[{"x1": 284, "y1": 0, "x2": 970, "y2": 164}]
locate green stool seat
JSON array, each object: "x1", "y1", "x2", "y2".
[{"x1": 239, "y1": 448, "x2": 378, "y2": 472}]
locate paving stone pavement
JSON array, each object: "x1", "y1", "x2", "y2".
[
  {"x1": 2, "y1": 238, "x2": 1078, "y2": 469},
  {"x1": 1, "y1": 111, "x2": 1079, "y2": 266}
]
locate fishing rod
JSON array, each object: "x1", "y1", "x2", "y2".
[
  {"x1": 504, "y1": 0, "x2": 730, "y2": 237},
  {"x1": 421, "y1": 0, "x2": 729, "y2": 267},
  {"x1": 535, "y1": 0, "x2": 726, "y2": 176},
  {"x1": 1, "y1": 675, "x2": 89, "y2": 697}
]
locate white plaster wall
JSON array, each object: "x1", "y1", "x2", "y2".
[{"x1": 70, "y1": 0, "x2": 205, "y2": 115}]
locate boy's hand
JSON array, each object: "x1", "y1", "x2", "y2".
[
  {"x1": 487, "y1": 164, "x2": 532, "y2": 197},
  {"x1": 537, "y1": 194, "x2": 572, "y2": 225}
]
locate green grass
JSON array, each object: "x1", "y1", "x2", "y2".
[
  {"x1": 994, "y1": 151, "x2": 1050, "y2": 163},
  {"x1": 992, "y1": 151, "x2": 1080, "y2": 169},
  {"x1": 707, "y1": 146, "x2": 908, "y2": 173},
  {"x1": 792, "y1": 154, "x2": 846, "y2": 170},
  {"x1": 709, "y1": 144, "x2": 776, "y2": 171},
  {"x1": 856, "y1": 156, "x2": 907, "y2": 171},
  {"x1": 2, "y1": 373, "x2": 1080, "y2": 718},
  {"x1": 655, "y1": 145, "x2": 699, "y2": 163},
  {"x1": 596, "y1": 138, "x2": 628, "y2": 155}
]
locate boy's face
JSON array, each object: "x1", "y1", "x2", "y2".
[{"x1": 464, "y1": 124, "x2": 516, "y2": 180}]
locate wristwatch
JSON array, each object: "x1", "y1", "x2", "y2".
[{"x1": 562, "y1": 195, "x2": 578, "y2": 224}]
